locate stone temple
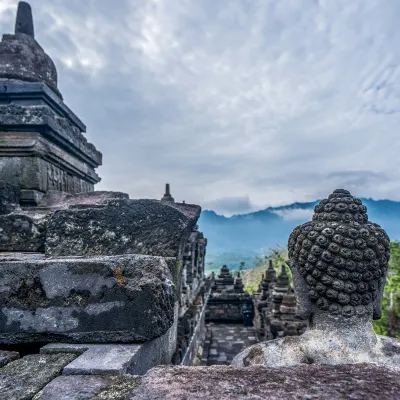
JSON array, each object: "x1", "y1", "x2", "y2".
[
  {"x1": 0, "y1": 3, "x2": 400, "y2": 399},
  {"x1": 0, "y1": 0, "x2": 209, "y2": 380}
]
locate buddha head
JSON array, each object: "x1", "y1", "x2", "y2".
[{"x1": 287, "y1": 189, "x2": 390, "y2": 321}]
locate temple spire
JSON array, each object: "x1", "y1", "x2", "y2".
[
  {"x1": 15, "y1": 2, "x2": 35, "y2": 38},
  {"x1": 161, "y1": 183, "x2": 175, "y2": 203}
]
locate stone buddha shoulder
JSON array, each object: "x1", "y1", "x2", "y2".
[{"x1": 232, "y1": 189, "x2": 400, "y2": 368}]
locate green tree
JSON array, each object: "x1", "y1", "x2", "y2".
[
  {"x1": 264, "y1": 245, "x2": 288, "y2": 268},
  {"x1": 373, "y1": 242, "x2": 400, "y2": 338},
  {"x1": 263, "y1": 246, "x2": 292, "y2": 285},
  {"x1": 242, "y1": 246, "x2": 292, "y2": 294}
]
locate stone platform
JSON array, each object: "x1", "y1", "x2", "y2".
[
  {"x1": 131, "y1": 364, "x2": 400, "y2": 400},
  {"x1": 2, "y1": 351, "x2": 400, "y2": 399}
]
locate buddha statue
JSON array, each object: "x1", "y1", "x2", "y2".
[{"x1": 232, "y1": 189, "x2": 400, "y2": 367}]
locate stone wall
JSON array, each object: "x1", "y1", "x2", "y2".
[{"x1": 177, "y1": 287, "x2": 211, "y2": 366}]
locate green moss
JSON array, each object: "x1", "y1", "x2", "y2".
[{"x1": 91, "y1": 376, "x2": 141, "y2": 400}]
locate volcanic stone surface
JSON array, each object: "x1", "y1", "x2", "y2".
[
  {"x1": 0, "y1": 182, "x2": 20, "y2": 215},
  {"x1": 39, "y1": 190, "x2": 129, "y2": 209},
  {"x1": 0, "y1": 253, "x2": 176, "y2": 343},
  {"x1": 0, "y1": 350, "x2": 19, "y2": 367},
  {"x1": 45, "y1": 199, "x2": 201, "y2": 258},
  {"x1": 32, "y1": 375, "x2": 140, "y2": 400},
  {"x1": 0, "y1": 353, "x2": 77, "y2": 400},
  {"x1": 0, "y1": 32, "x2": 60, "y2": 97},
  {"x1": 131, "y1": 364, "x2": 400, "y2": 400},
  {"x1": 0, "y1": 213, "x2": 47, "y2": 252}
]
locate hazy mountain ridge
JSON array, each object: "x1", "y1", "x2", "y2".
[{"x1": 198, "y1": 198, "x2": 400, "y2": 269}]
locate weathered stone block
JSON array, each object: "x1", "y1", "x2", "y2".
[
  {"x1": 0, "y1": 81, "x2": 102, "y2": 195},
  {"x1": 0, "y1": 182, "x2": 20, "y2": 215},
  {"x1": 0, "y1": 97, "x2": 102, "y2": 167},
  {"x1": 0, "y1": 32, "x2": 60, "y2": 96},
  {"x1": 131, "y1": 364, "x2": 400, "y2": 400},
  {"x1": 0, "y1": 213, "x2": 47, "y2": 252},
  {"x1": 39, "y1": 190, "x2": 129, "y2": 209},
  {"x1": 45, "y1": 199, "x2": 201, "y2": 258},
  {"x1": 41, "y1": 302, "x2": 178, "y2": 376},
  {"x1": 0, "y1": 353, "x2": 77, "y2": 400},
  {"x1": 0, "y1": 136, "x2": 98, "y2": 194},
  {"x1": 0, "y1": 253, "x2": 176, "y2": 344},
  {"x1": 0, "y1": 350, "x2": 19, "y2": 367},
  {"x1": 20, "y1": 189, "x2": 44, "y2": 206},
  {"x1": 32, "y1": 375, "x2": 140, "y2": 400}
]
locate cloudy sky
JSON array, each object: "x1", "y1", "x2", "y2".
[{"x1": 1, "y1": 0, "x2": 400, "y2": 215}]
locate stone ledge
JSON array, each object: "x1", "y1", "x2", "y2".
[
  {"x1": 40, "y1": 302, "x2": 179, "y2": 376},
  {"x1": 131, "y1": 364, "x2": 400, "y2": 400},
  {"x1": 45, "y1": 199, "x2": 201, "y2": 258},
  {"x1": 42, "y1": 344, "x2": 143, "y2": 376},
  {"x1": 0, "y1": 103, "x2": 102, "y2": 167},
  {"x1": 0, "y1": 82, "x2": 86, "y2": 132},
  {"x1": 0, "y1": 132, "x2": 100, "y2": 184}
]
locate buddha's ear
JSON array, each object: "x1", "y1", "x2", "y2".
[
  {"x1": 373, "y1": 278, "x2": 385, "y2": 320},
  {"x1": 291, "y1": 266, "x2": 314, "y2": 320}
]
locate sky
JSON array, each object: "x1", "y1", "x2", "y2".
[{"x1": 1, "y1": 0, "x2": 400, "y2": 216}]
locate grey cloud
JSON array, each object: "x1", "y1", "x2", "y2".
[
  {"x1": 1, "y1": 0, "x2": 400, "y2": 214},
  {"x1": 203, "y1": 196, "x2": 255, "y2": 216},
  {"x1": 326, "y1": 171, "x2": 388, "y2": 187}
]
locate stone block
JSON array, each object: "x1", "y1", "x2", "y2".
[
  {"x1": 47, "y1": 344, "x2": 144, "y2": 376},
  {"x1": 0, "y1": 33, "x2": 60, "y2": 96},
  {"x1": 45, "y1": 199, "x2": 201, "y2": 258},
  {"x1": 32, "y1": 375, "x2": 139, "y2": 400},
  {"x1": 0, "y1": 82, "x2": 85, "y2": 132},
  {"x1": 42, "y1": 342, "x2": 178, "y2": 376},
  {"x1": 0, "y1": 99, "x2": 102, "y2": 167},
  {"x1": 39, "y1": 190, "x2": 129, "y2": 209},
  {"x1": 0, "y1": 182, "x2": 20, "y2": 215},
  {"x1": 0, "y1": 353, "x2": 77, "y2": 400},
  {"x1": 0, "y1": 253, "x2": 176, "y2": 344},
  {"x1": 0, "y1": 136, "x2": 98, "y2": 193},
  {"x1": 0, "y1": 350, "x2": 19, "y2": 367},
  {"x1": 20, "y1": 189, "x2": 44, "y2": 206},
  {"x1": 0, "y1": 81, "x2": 103, "y2": 195},
  {"x1": 0, "y1": 213, "x2": 47, "y2": 252},
  {"x1": 41, "y1": 302, "x2": 179, "y2": 376}
]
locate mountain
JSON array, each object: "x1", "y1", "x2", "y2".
[{"x1": 198, "y1": 198, "x2": 400, "y2": 270}]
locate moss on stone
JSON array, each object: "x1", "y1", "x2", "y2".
[{"x1": 91, "y1": 375, "x2": 141, "y2": 400}]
